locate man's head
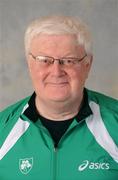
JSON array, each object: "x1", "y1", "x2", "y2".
[{"x1": 25, "y1": 16, "x2": 93, "y2": 108}]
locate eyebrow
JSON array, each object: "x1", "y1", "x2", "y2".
[{"x1": 35, "y1": 52, "x2": 79, "y2": 58}]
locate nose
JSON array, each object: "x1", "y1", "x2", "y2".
[{"x1": 50, "y1": 61, "x2": 65, "y2": 76}]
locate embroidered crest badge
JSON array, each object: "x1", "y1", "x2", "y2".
[{"x1": 19, "y1": 157, "x2": 33, "y2": 174}]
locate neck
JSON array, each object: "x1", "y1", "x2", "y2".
[{"x1": 35, "y1": 96, "x2": 83, "y2": 121}]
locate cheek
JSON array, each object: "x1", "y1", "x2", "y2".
[
  {"x1": 28, "y1": 63, "x2": 44, "y2": 86},
  {"x1": 78, "y1": 63, "x2": 91, "y2": 80},
  {"x1": 70, "y1": 67, "x2": 88, "y2": 89},
  {"x1": 71, "y1": 67, "x2": 86, "y2": 81}
]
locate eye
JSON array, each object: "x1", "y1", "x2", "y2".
[
  {"x1": 66, "y1": 59, "x2": 73, "y2": 63},
  {"x1": 42, "y1": 58, "x2": 49, "y2": 63},
  {"x1": 63, "y1": 58, "x2": 74, "y2": 64},
  {"x1": 36, "y1": 56, "x2": 49, "y2": 63}
]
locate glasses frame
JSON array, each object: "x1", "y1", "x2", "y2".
[{"x1": 29, "y1": 52, "x2": 87, "y2": 66}]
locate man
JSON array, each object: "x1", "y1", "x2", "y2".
[{"x1": 0, "y1": 16, "x2": 118, "y2": 180}]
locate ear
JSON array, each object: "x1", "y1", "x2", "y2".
[
  {"x1": 27, "y1": 56, "x2": 33, "y2": 74},
  {"x1": 85, "y1": 54, "x2": 93, "y2": 67},
  {"x1": 84, "y1": 55, "x2": 93, "y2": 78}
]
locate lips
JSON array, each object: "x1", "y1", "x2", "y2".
[
  {"x1": 48, "y1": 82, "x2": 68, "y2": 85},
  {"x1": 45, "y1": 81, "x2": 69, "y2": 86},
  {"x1": 45, "y1": 79, "x2": 68, "y2": 83},
  {"x1": 45, "y1": 77, "x2": 69, "y2": 86}
]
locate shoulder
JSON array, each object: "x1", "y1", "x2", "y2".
[
  {"x1": 87, "y1": 89, "x2": 118, "y2": 113},
  {"x1": 87, "y1": 89, "x2": 118, "y2": 145},
  {"x1": 0, "y1": 96, "x2": 30, "y2": 126}
]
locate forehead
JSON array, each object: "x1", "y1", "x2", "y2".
[
  {"x1": 30, "y1": 34, "x2": 84, "y2": 53},
  {"x1": 31, "y1": 33, "x2": 77, "y2": 43}
]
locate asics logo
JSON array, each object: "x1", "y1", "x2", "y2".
[{"x1": 78, "y1": 160, "x2": 109, "y2": 171}]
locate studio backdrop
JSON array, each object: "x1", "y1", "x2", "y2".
[{"x1": 0, "y1": 0, "x2": 118, "y2": 110}]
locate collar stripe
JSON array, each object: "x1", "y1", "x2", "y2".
[
  {"x1": 86, "y1": 101, "x2": 118, "y2": 163},
  {"x1": 0, "y1": 117, "x2": 30, "y2": 160}
]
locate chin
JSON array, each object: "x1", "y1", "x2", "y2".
[{"x1": 47, "y1": 94, "x2": 70, "y2": 103}]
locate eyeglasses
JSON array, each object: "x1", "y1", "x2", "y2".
[{"x1": 29, "y1": 52, "x2": 87, "y2": 68}]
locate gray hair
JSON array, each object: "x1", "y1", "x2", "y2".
[{"x1": 25, "y1": 15, "x2": 92, "y2": 56}]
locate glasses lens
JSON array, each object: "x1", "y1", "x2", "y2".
[
  {"x1": 62, "y1": 58, "x2": 76, "y2": 66},
  {"x1": 36, "y1": 56, "x2": 53, "y2": 65}
]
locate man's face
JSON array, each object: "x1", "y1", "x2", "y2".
[{"x1": 27, "y1": 34, "x2": 92, "y2": 105}]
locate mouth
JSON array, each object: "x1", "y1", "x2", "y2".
[{"x1": 46, "y1": 82, "x2": 69, "y2": 86}]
